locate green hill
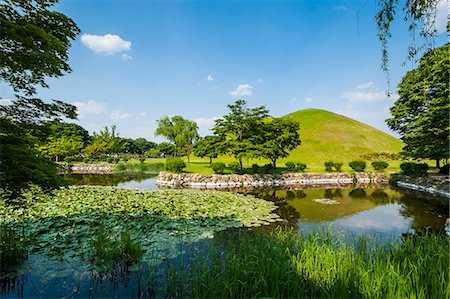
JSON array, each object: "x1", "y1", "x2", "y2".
[{"x1": 281, "y1": 109, "x2": 403, "y2": 166}]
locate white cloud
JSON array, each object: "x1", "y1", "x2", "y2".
[
  {"x1": 341, "y1": 82, "x2": 387, "y2": 103},
  {"x1": 341, "y1": 91, "x2": 386, "y2": 102},
  {"x1": 256, "y1": 78, "x2": 264, "y2": 83},
  {"x1": 139, "y1": 111, "x2": 147, "y2": 116},
  {"x1": 229, "y1": 84, "x2": 253, "y2": 97},
  {"x1": 434, "y1": 0, "x2": 449, "y2": 34},
  {"x1": 194, "y1": 117, "x2": 219, "y2": 136},
  {"x1": 304, "y1": 97, "x2": 312, "y2": 102},
  {"x1": 356, "y1": 81, "x2": 375, "y2": 90},
  {"x1": 81, "y1": 33, "x2": 131, "y2": 55},
  {"x1": 110, "y1": 111, "x2": 132, "y2": 120},
  {"x1": 72, "y1": 100, "x2": 107, "y2": 119},
  {"x1": 121, "y1": 53, "x2": 132, "y2": 61},
  {"x1": 207, "y1": 74, "x2": 214, "y2": 81},
  {"x1": 0, "y1": 98, "x2": 12, "y2": 105}
]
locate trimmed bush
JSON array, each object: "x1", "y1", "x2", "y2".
[
  {"x1": 324, "y1": 161, "x2": 334, "y2": 172},
  {"x1": 285, "y1": 161, "x2": 297, "y2": 172},
  {"x1": 122, "y1": 157, "x2": 129, "y2": 163},
  {"x1": 211, "y1": 162, "x2": 226, "y2": 174},
  {"x1": 251, "y1": 164, "x2": 259, "y2": 174},
  {"x1": 333, "y1": 162, "x2": 343, "y2": 172},
  {"x1": 372, "y1": 161, "x2": 389, "y2": 171},
  {"x1": 349, "y1": 160, "x2": 366, "y2": 172},
  {"x1": 228, "y1": 161, "x2": 241, "y2": 174},
  {"x1": 113, "y1": 157, "x2": 120, "y2": 164},
  {"x1": 165, "y1": 158, "x2": 186, "y2": 173},
  {"x1": 400, "y1": 162, "x2": 428, "y2": 176},
  {"x1": 106, "y1": 157, "x2": 114, "y2": 163},
  {"x1": 296, "y1": 163, "x2": 307, "y2": 172},
  {"x1": 83, "y1": 157, "x2": 92, "y2": 163},
  {"x1": 139, "y1": 158, "x2": 146, "y2": 163},
  {"x1": 263, "y1": 164, "x2": 274, "y2": 174},
  {"x1": 64, "y1": 156, "x2": 75, "y2": 163}
]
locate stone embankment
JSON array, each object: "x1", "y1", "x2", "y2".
[
  {"x1": 394, "y1": 175, "x2": 450, "y2": 198},
  {"x1": 60, "y1": 164, "x2": 116, "y2": 173},
  {"x1": 156, "y1": 172, "x2": 390, "y2": 189}
]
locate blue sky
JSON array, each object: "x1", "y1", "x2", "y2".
[{"x1": 1, "y1": 0, "x2": 447, "y2": 140}]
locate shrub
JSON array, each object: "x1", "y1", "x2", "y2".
[
  {"x1": 122, "y1": 157, "x2": 129, "y2": 163},
  {"x1": 228, "y1": 161, "x2": 241, "y2": 174},
  {"x1": 106, "y1": 157, "x2": 114, "y2": 163},
  {"x1": 285, "y1": 161, "x2": 297, "y2": 172},
  {"x1": 372, "y1": 161, "x2": 389, "y2": 171},
  {"x1": 349, "y1": 160, "x2": 366, "y2": 172},
  {"x1": 263, "y1": 164, "x2": 274, "y2": 174},
  {"x1": 139, "y1": 158, "x2": 146, "y2": 163},
  {"x1": 165, "y1": 158, "x2": 186, "y2": 173},
  {"x1": 64, "y1": 156, "x2": 75, "y2": 163},
  {"x1": 113, "y1": 157, "x2": 120, "y2": 164},
  {"x1": 211, "y1": 162, "x2": 226, "y2": 174},
  {"x1": 400, "y1": 162, "x2": 428, "y2": 176},
  {"x1": 251, "y1": 164, "x2": 260, "y2": 174},
  {"x1": 324, "y1": 161, "x2": 334, "y2": 172},
  {"x1": 296, "y1": 162, "x2": 307, "y2": 172},
  {"x1": 83, "y1": 157, "x2": 92, "y2": 163},
  {"x1": 333, "y1": 162, "x2": 343, "y2": 172}
]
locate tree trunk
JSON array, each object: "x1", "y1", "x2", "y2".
[
  {"x1": 55, "y1": 155, "x2": 60, "y2": 162},
  {"x1": 239, "y1": 158, "x2": 243, "y2": 173},
  {"x1": 272, "y1": 159, "x2": 276, "y2": 169},
  {"x1": 209, "y1": 157, "x2": 212, "y2": 164},
  {"x1": 436, "y1": 159, "x2": 440, "y2": 169},
  {"x1": 187, "y1": 155, "x2": 190, "y2": 164}
]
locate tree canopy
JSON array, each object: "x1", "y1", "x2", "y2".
[
  {"x1": 386, "y1": 43, "x2": 449, "y2": 168},
  {"x1": 155, "y1": 115, "x2": 199, "y2": 158}
]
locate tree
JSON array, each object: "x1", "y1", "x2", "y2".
[
  {"x1": 155, "y1": 116, "x2": 199, "y2": 158},
  {"x1": 376, "y1": 0, "x2": 445, "y2": 87},
  {"x1": 0, "y1": 0, "x2": 79, "y2": 198},
  {"x1": 261, "y1": 118, "x2": 301, "y2": 168},
  {"x1": 39, "y1": 135, "x2": 84, "y2": 162},
  {"x1": 43, "y1": 120, "x2": 91, "y2": 144},
  {"x1": 157, "y1": 142, "x2": 176, "y2": 157},
  {"x1": 134, "y1": 138, "x2": 157, "y2": 154},
  {"x1": 386, "y1": 43, "x2": 449, "y2": 168},
  {"x1": 88, "y1": 125, "x2": 122, "y2": 156},
  {"x1": 213, "y1": 100, "x2": 269, "y2": 172},
  {"x1": 193, "y1": 135, "x2": 222, "y2": 164}
]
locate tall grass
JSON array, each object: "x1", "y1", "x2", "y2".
[
  {"x1": 158, "y1": 229, "x2": 449, "y2": 298},
  {"x1": 0, "y1": 226, "x2": 28, "y2": 270}
]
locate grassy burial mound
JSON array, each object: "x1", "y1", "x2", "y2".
[{"x1": 282, "y1": 109, "x2": 403, "y2": 166}]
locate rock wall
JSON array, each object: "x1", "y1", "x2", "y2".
[
  {"x1": 69, "y1": 164, "x2": 115, "y2": 173},
  {"x1": 156, "y1": 172, "x2": 390, "y2": 189}
]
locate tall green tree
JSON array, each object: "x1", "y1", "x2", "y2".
[
  {"x1": 155, "y1": 116, "x2": 199, "y2": 159},
  {"x1": 193, "y1": 135, "x2": 222, "y2": 164},
  {"x1": 0, "y1": 0, "x2": 79, "y2": 198},
  {"x1": 386, "y1": 43, "x2": 449, "y2": 168},
  {"x1": 213, "y1": 100, "x2": 269, "y2": 172},
  {"x1": 39, "y1": 135, "x2": 84, "y2": 162},
  {"x1": 43, "y1": 120, "x2": 91, "y2": 144},
  {"x1": 261, "y1": 118, "x2": 301, "y2": 168},
  {"x1": 84, "y1": 125, "x2": 121, "y2": 156}
]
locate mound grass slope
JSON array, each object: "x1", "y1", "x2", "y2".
[{"x1": 281, "y1": 109, "x2": 403, "y2": 166}]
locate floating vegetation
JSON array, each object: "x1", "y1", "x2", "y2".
[
  {"x1": 313, "y1": 198, "x2": 340, "y2": 205},
  {"x1": 0, "y1": 186, "x2": 281, "y2": 277}
]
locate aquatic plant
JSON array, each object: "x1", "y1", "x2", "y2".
[{"x1": 0, "y1": 226, "x2": 28, "y2": 270}]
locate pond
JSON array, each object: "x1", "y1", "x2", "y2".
[{"x1": 1, "y1": 173, "x2": 448, "y2": 298}]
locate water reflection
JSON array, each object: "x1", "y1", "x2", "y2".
[
  {"x1": 64, "y1": 173, "x2": 157, "y2": 189},
  {"x1": 251, "y1": 186, "x2": 447, "y2": 237}
]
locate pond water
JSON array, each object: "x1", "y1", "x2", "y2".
[{"x1": 1, "y1": 173, "x2": 448, "y2": 298}]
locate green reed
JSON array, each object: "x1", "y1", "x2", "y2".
[{"x1": 160, "y1": 229, "x2": 449, "y2": 299}]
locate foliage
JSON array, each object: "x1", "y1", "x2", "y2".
[
  {"x1": 213, "y1": 100, "x2": 269, "y2": 172},
  {"x1": 349, "y1": 160, "x2": 367, "y2": 172},
  {"x1": 0, "y1": 0, "x2": 80, "y2": 96},
  {"x1": 333, "y1": 162, "x2": 343, "y2": 172},
  {"x1": 228, "y1": 161, "x2": 242, "y2": 174},
  {"x1": 0, "y1": 225, "x2": 28, "y2": 269},
  {"x1": 139, "y1": 158, "x2": 146, "y2": 163},
  {"x1": 386, "y1": 43, "x2": 449, "y2": 168},
  {"x1": 263, "y1": 163, "x2": 274, "y2": 174},
  {"x1": 324, "y1": 161, "x2": 334, "y2": 172},
  {"x1": 165, "y1": 158, "x2": 186, "y2": 173},
  {"x1": 286, "y1": 161, "x2": 307, "y2": 172},
  {"x1": 38, "y1": 135, "x2": 84, "y2": 162},
  {"x1": 0, "y1": 186, "x2": 281, "y2": 273},
  {"x1": 376, "y1": 0, "x2": 443, "y2": 86},
  {"x1": 211, "y1": 162, "x2": 225, "y2": 174},
  {"x1": 157, "y1": 142, "x2": 176, "y2": 157},
  {"x1": 91, "y1": 125, "x2": 122, "y2": 155},
  {"x1": 372, "y1": 161, "x2": 389, "y2": 171},
  {"x1": 260, "y1": 118, "x2": 301, "y2": 168},
  {"x1": 145, "y1": 148, "x2": 161, "y2": 157},
  {"x1": 163, "y1": 229, "x2": 449, "y2": 298},
  {"x1": 360, "y1": 152, "x2": 400, "y2": 161},
  {"x1": 251, "y1": 163, "x2": 260, "y2": 174},
  {"x1": 43, "y1": 120, "x2": 90, "y2": 144},
  {"x1": 90, "y1": 226, "x2": 143, "y2": 271},
  {"x1": 193, "y1": 135, "x2": 222, "y2": 163},
  {"x1": 115, "y1": 163, "x2": 164, "y2": 173},
  {"x1": 155, "y1": 115, "x2": 199, "y2": 157},
  {"x1": 400, "y1": 162, "x2": 428, "y2": 176}
]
